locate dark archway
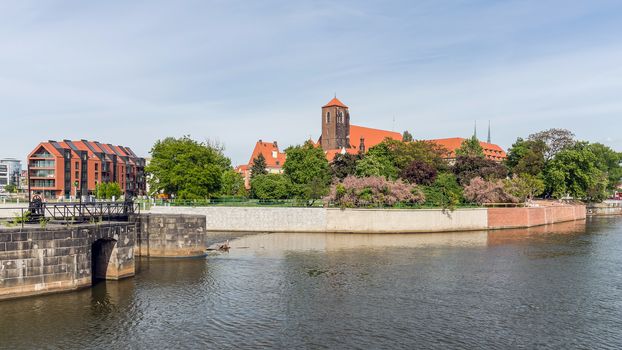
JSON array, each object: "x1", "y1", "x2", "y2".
[{"x1": 91, "y1": 238, "x2": 116, "y2": 284}]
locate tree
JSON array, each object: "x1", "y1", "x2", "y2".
[
  {"x1": 422, "y1": 173, "x2": 463, "y2": 209},
  {"x1": 146, "y1": 136, "x2": 231, "y2": 199},
  {"x1": 455, "y1": 135, "x2": 484, "y2": 158},
  {"x1": 220, "y1": 169, "x2": 247, "y2": 197},
  {"x1": 543, "y1": 144, "x2": 607, "y2": 200},
  {"x1": 528, "y1": 128, "x2": 575, "y2": 161},
  {"x1": 95, "y1": 182, "x2": 123, "y2": 199},
  {"x1": 400, "y1": 160, "x2": 437, "y2": 185},
  {"x1": 402, "y1": 130, "x2": 414, "y2": 142},
  {"x1": 503, "y1": 174, "x2": 545, "y2": 202},
  {"x1": 369, "y1": 139, "x2": 448, "y2": 173},
  {"x1": 463, "y1": 177, "x2": 518, "y2": 205},
  {"x1": 586, "y1": 143, "x2": 622, "y2": 191},
  {"x1": 331, "y1": 153, "x2": 362, "y2": 180},
  {"x1": 505, "y1": 138, "x2": 546, "y2": 176},
  {"x1": 3, "y1": 184, "x2": 17, "y2": 194},
  {"x1": 250, "y1": 174, "x2": 291, "y2": 200},
  {"x1": 355, "y1": 154, "x2": 397, "y2": 179},
  {"x1": 453, "y1": 155, "x2": 508, "y2": 186},
  {"x1": 283, "y1": 141, "x2": 331, "y2": 203},
  {"x1": 250, "y1": 153, "x2": 268, "y2": 178}
]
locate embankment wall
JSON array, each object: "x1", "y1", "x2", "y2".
[
  {"x1": 148, "y1": 205, "x2": 585, "y2": 233},
  {"x1": 131, "y1": 214, "x2": 207, "y2": 258}
]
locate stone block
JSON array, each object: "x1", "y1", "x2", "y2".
[
  {"x1": 0, "y1": 234, "x2": 11, "y2": 242},
  {"x1": 11, "y1": 232, "x2": 28, "y2": 241},
  {"x1": 54, "y1": 231, "x2": 72, "y2": 240}
]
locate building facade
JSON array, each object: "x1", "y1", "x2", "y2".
[
  {"x1": 236, "y1": 140, "x2": 286, "y2": 189},
  {"x1": 427, "y1": 137, "x2": 507, "y2": 162},
  {"x1": 0, "y1": 158, "x2": 21, "y2": 192},
  {"x1": 27, "y1": 140, "x2": 146, "y2": 199}
]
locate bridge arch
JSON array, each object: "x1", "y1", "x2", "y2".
[{"x1": 91, "y1": 238, "x2": 117, "y2": 284}]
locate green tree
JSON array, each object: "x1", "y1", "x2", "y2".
[
  {"x1": 505, "y1": 138, "x2": 546, "y2": 176},
  {"x1": 3, "y1": 184, "x2": 17, "y2": 194},
  {"x1": 543, "y1": 144, "x2": 607, "y2": 200},
  {"x1": 283, "y1": 141, "x2": 331, "y2": 203},
  {"x1": 504, "y1": 174, "x2": 545, "y2": 202},
  {"x1": 146, "y1": 136, "x2": 231, "y2": 199},
  {"x1": 250, "y1": 174, "x2": 291, "y2": 200},
  {"x1": 455, "y1": 135, "x2": 484, "y2": 158},
  {"x1": 355, "y1": 154, "x2": 397, "y2": 179},
  {"x1": 250, "y1": 153, "x2": 268, "y2": 178},
  {"x1": 220, "y1": 169, "x2": 247, "y2": 197},
  {"x1": 402, "y1": 130, "x2": 414, "y2": 142},
  {"x1": 586, "y1": 143, "x2": 622, "y2": 191},
  {"x1": 369, "y1": 139, "x2": 448, "y2": 173},
  {"x1": 422, "y1": 173, "x2": 464, "y2": 209},
  {"x1": 95, "y1": 182, "x2": 123, "y2": 199}
]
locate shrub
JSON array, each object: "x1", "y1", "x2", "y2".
[
  {"x1": 463, "y1": 177, "x2": 518, "y2": 205},
  {"x1": 250, "y1": 174, "x2": 291, "y2": 200},
  {"x1": 325, "y1": 176, "x2": 425, "y2": 207},
  {"x1": 421, "y1": 173, "x2": 463, "y2": 209}
]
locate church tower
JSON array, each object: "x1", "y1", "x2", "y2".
[{"x1": 320, "y1": 96, "x2": 350, "y2": 150}]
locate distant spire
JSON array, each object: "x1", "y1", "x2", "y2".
[
  {"x1": 487, "y1": 120, "x2": 491, "y2": 143},
  {"x1": 473, "y1": 121, "x2": 477, "y2": 139}
]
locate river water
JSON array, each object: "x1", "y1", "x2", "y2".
[{"x1": 1, "y1": 216, "x2": 622, "y2": 349}]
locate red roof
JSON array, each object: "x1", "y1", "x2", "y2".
[
  {"x1": 325, "y1": 147, "x2": 359, "y2": 161},
  {"x1": 247, "y1": 140, "x2": 286, "y2": 168},
  {"x1": 349, "y1": 125, "x2": 402, "y2": 150},
  {"x1": 323, "y1": 97, "x2": 348, "y2": 108},
  {"x1": 426, "y1": 137, "x2": 507, "y2": 160}
]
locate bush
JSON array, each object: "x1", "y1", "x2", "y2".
[
  {"x1": 463, "y1": 177, "x2": 517, "y2": 205},
  {"x1": 421, "y1": 173, "x2": 463, "y2": 209},
  {"x1": 503, "y1": 174, "x2": 544, "y2": 202},
  {"x1": 325, "y1": 176, "x2": 425, "y2": 208},
  {"x1": 250, "y1": 174, "x2": 291, "y2": 200}
]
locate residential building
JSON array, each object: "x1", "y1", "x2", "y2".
[
  {"x1": 236, "y1": 140, "x2": 286, "y2": 189},
  {"x1": 27, "y1": 140, "x2": 146, "y2": 199},
  {"x1": 0, "y1": 158, "x2": 21, "y2": 192}
]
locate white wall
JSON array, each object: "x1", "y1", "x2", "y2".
[{"x1": 148, "y1": 206, "x2": 489, "y2": 233}]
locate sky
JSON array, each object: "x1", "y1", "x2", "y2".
[{"x1": 1, "y1": 0, "x2": 621, "y2": 166}]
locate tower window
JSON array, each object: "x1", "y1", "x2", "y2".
[{"x1": 326, "y1": 112, "x2": 331, "y2": 123}]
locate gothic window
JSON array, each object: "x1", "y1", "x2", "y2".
[
  {"x1": 326, "y1": 112, "x2": 331, "y2": 123},
  {"x1": 337, "y1": 111, "x2": 343, "y2": 123}
]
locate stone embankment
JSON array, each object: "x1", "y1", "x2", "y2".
[
  {"x1": 587, "y1": 201, "x2": 622, "y2": 216},
  {"x1": 148, "y1": 203, "x2": 586, "y2": 233}
]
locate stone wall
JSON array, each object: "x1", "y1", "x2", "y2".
[
  {"x1": 587, "y1": 201, "x2": 622, "y2": 216},
  {"x1": 487, "y1": 205, "x2": 586, "y2": 229},
  {"x1": 148, "y1": 206, "x2": 489, "y2": 233},
  {"x1": 132, "y1": 214, "x2": 207, "y2": 257},
  {"x1": 0, "y1": 222, "x2": 135, "y2": 301}
]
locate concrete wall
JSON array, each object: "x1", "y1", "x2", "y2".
[
  {"x1": 587, "y1": 201, "x2": 622, "y2": 216},
  {"x1": 488, "y1": 205, "x2": 586, "y2": 229},
  {"x1": 0, "y1": 222, "x2": 135, "y2": 301},
  {"x1": 148, "y1": 206, "x2": 489, "y2": 233},
  {"x1": 132, "y1": 214, "x2": 207, "y2": 257}
]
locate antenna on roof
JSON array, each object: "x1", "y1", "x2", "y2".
[
  {"x1": 334, "y1": 92, "x2": 337, "y2": 98},
  {"x1": 487, "y1": 120, "x2": 491, "y2": 143}
]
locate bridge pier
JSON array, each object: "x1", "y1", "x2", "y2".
[{"x1": 0, "y1": 222, "x2": 136, "y2": 301}]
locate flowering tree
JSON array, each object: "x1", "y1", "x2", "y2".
[
  {"x1": 463, "y1": 177, "x2": 518, "y2": 205},
  {"x1": 325, "y1": 176, "x2": 425, "y2": 208}
]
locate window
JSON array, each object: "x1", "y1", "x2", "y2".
[
  {"x1": 75, "y1": 171, "x2": 79, "y2": 179},
  {"x1": 95, "y1": 163, "x2": 99, "y2": 171},
  {"x1": 75, "y1": 162, "x2": 79, "y2": 170},
  {"x1": 326, "y1": 112, "x2": 331, "y2": 123},
  {"x1": 337, "y1": 111, "x2": 343, "y2": 123}
]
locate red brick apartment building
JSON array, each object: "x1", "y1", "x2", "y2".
[{"x1": 27, "y1": 140, "x2": 146, "y2": 199}]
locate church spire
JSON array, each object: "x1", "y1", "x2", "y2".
[
  {"x1": 487, "y1": 120, "x2": 491, "y2": 143},
  {"x1": 473, "y1": 120, "x2": 477, "y2": 139}
]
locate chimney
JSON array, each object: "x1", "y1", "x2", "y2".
[
  {"x1": 273, "y1": 141, "x2": 278, "y2": 148},
  {"x1": 359, "y1": 137, "x2": 366, "y2": 153}
]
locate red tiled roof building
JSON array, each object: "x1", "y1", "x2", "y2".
[
  {"x1": 427, "y1": 137, "x2": 507, "y2": 162},
  {"x1": 27, "y1": 140, "x2": 146, "y2": 199},
  {"x1": 236, "y1": 140, "x2": 286, "y2": 189}
]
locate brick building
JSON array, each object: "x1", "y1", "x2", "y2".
[
  {"x1": 27, "y1": 140, "x2": 146, "y2": 199},
  {"x1": 236, "y1": 140, "x2": 286, "y2": 189}
]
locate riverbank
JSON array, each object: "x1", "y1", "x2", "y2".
[{"x1": 147, "y1": 203, "x2": 586, "y2": 233}]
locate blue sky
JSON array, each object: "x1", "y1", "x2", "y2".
[{"x1": 1, "y1": 0, "x2": 621, "y2": 165}]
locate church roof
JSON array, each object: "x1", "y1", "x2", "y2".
[
  {"x1": 349, "y1": 125, "x2": 402, "y2": 150},
  {"x1": 322, "y1": 97, "x2": 348, "y2": 108},
  {"x1": 246, "y1": 140, "x2": 287, "y2": 168}
]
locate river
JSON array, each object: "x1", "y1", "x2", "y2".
[{"x1": 1, "y1": 216, "x2": 621, "y2": 349}]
